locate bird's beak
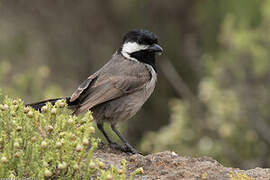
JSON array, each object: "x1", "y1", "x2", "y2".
[{"x1": 149, "y1": 44, "x2": 163, "y2": 55}]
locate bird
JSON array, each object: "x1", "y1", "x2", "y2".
[{"x1": 27, "y1": 29, "x2": 163, "y2": 154}]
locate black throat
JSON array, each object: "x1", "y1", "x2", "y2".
[{"x1": 129, "y1": 50, "x2": 157, "y2": 72}]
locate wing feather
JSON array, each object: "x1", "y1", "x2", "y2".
[
  {"x1": 74, "y1": 75, "x2": 149, "y2": 114},
  {"x1": 70, "y1": 74, "x2": 98, "y2": 102}
]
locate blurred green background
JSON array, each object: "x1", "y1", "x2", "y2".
[{"x1": 1, "y1": 0, "x2": 270, "y2": 169}]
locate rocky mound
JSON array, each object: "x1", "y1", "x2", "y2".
[{"x1": 94, "y1": 145, "x2": 270, "y2": 180}]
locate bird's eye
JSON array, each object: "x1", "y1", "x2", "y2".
[{"x1": 138, "y1": 39, "x2": 143, "y2": 44}]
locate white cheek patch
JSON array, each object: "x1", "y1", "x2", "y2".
[
  {"x1": 121, "y1": 42, "x2": 149, "y2": 61},
  {"x1": 122, "y1": 42, "x2": 148, "y2": 53}
]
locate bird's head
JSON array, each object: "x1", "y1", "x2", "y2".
[{"x1": 119, "y1": 29, "x2": 163, "y2": 68}]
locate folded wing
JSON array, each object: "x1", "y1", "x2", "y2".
[{"x1": 70, "y1": 74, "x2": 149, "y2": 114}]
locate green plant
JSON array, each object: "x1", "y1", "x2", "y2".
[{"x1": 0, "y1": 92, "x2": 143, "y2": 179}]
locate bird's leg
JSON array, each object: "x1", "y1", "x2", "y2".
[
  {"x1": 96, "y1": 123, "x2": 122, "y2": 149},
  {"x1": 111, "y1": 124, "x2": 139, "y2": 154},
  {"x1": 97, "y1": 123, "x2": 114, "y2": 144}
]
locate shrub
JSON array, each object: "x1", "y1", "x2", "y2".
[{"x1": 0, "y1": 92, "x2": 141, "y2": 179}]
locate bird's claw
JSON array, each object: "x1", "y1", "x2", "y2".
[
  {"x1": 122, "y1": 145, "x2": 143, "y2": 155},
  {"x1": 109, "y1": 142, "x2": 123, "y2": 150},
  {"x1": 109, "y1": 142, "x2": 142, "y2": 155}
]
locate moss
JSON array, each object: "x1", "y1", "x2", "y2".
[
  {"x1": 201, "y1": 172, "x2": 208, "y2": 179},
  {"x1": 229, "y1": 171, "x2": 254, "y2": 180}
]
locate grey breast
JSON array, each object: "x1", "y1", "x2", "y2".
[{"x1": 91, "y1": 54, "x2": 157, "y2": 125}]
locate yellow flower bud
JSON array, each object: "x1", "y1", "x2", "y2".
[
  {"x1": 41, "y1": 141, "x2": 47, "y2": 148},
  {"x1": 16, "y1": 126, "x2": 22, "y2": 132},
  {"x1": 44, "y1": 169, "x2": 52, "y2": 177},
  {"x1": 89, "y1": 161, "x2": 96, "y2": 169},
  {"x1": 56, "y1": 142, "x2": 62, "y2": 149},
  {"x1": 1, "y1": 156, "x2": 8, "y2": 163},
  {"x1": 58, "y1": 162, "x2": 67, "y2": 170},
  {"x1": 47, "y1": 125, "x2": 54, "y2": 132},
  {"x1": 70, "y1": 134, "x2": 76, "y2": 141},
  {"x1": 75, "y1": 144, "x2": 83, "y2": 152},
  {"x1": 134, "y1": 167, "x2": 144, "y2": 174},
  {"x1": 82, "y1": 138, "x2": 89, "y2": 146},
  {"x1": 24, "y1": 106, "x2": 30, "y2": 113},
  {"x1": 59, "y1": 102, "x2": 65, "y2": 108},
  {"x1": 67, "y1": 118, "x2": 74, "y2": 125},
  {"x1": 14, "y1": 152, "x2": 21, "y2": 158},
  {"x1": 118, "y1": 169, "x2": 124, "y2": 174},
  {"x1": 27, "y1": 111, "x2": 33, "y2": 118},
  {"x1": 41, "y1": 106, "x2": 47, "y2": 113},
  {"x1": 73, "y1": 163, "x2": 80, "y2": 170},
  {"x1": 51, "y1": 108, "x2": 57, "y2": 115},
  {"x1": 1, "y1": 104, "x2": 9, "y2": 111},
  {"x1": 106, "y1": 174, "x2": 113, "y2": 180},
  {"x1": 11, "y1": 111, "x2": 16, "y2": 117},
  {"x1": 43, "y1": 161, "x2": 49, "y2": 167},
  {"x1": 12, "y1": 100, "x2": 17, "y2": 105},
  {"x1": 98, "y1": 161, "x2": 106, "y2": 169},
  {"x1": 14, "y1": 142, "x2": 20, "y2": 148},
  {"x1": 89, "y1": 126, "x2": 95, "y2": 134},
  {"x1": 31, "y1": 136, "x2": 37, "y2": 142}
]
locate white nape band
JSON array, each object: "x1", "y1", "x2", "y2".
[{"x1": 121, "y1": 42, "x2": 149, "y2": 61}]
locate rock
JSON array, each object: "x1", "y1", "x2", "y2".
[{"x1": 93, "y1": 145, "x2": 270, "y2": 180}]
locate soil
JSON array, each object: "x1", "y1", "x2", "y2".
[{"x1": 93, "y1": 144, "x2": 270, "y2": 180}]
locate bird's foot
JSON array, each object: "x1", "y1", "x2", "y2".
[
  {"x1": 109, "y1": 142, "x2": 142, "y2": 154},
  {"x1": 122, "y1": 145, "x2": 143, "y2": 155},
  {"x1": 109, "y1": 142, "x2": 124, "y2": 150}
]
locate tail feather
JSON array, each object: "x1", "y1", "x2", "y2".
[{"x1": 26, "y1": 97, "x2": 71, "y2": 111}]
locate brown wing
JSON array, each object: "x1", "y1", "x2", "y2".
[
  {"x1": 70, "y1": 74, "x2": 98, "y2": 102},
  {"x1": 73, "y1": 75, "x2": 149, "y2": 114}
]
